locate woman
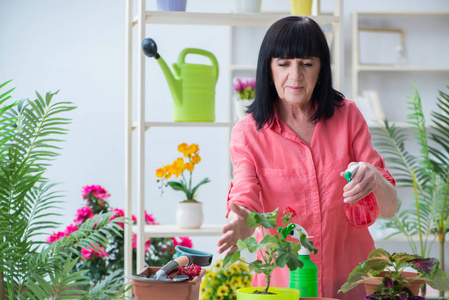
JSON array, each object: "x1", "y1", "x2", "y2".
[{"x1": 217, "y1": 16, "x2": 398, "y2": 299}]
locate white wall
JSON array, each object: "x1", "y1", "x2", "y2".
[{"x1": 1, "y1": 0, "x2": 448, "y2": 273}]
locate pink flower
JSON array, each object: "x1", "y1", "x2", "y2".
[
  {"x1": 82, "y1": 185, "x2": 111, "y2": 200},
  {"x1": 81, "y1": 244, "x2": 109, "y2": 260},
  {"x1": 110, "y1": 208, "x2": 125, "y2": 228},
  {"x1": 145, "y1": 211, "x2": 159, "y2": 225},
  {"x1": 74, "y1": 206, "x2": 94, "y2": 225},
  {"x1": 172, "y1": 237, "x2": 193, "y2": 249},
  {"x1": 64, "y1": 224, "x2": 78, "y2": 236},
  {"x1": 46, "y1": 231, "x2": 65, "y2": 243},
  {"x1": 233, "y1": 77, "x2": 243, "y2": 92}
]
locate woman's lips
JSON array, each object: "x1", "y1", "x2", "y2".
[{"x1": 287, "y1": 86, "x2": 303, "y2": 92}]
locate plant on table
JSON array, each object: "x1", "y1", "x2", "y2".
[
  {"x1": 371, "y1": 85, "x2": 449, "y2": 297},
  {"x1": 47, "y1": 184, "x2": 194, "y2": 283},
  {"x1": 223, "y1": 207, "x2": 317, "y2": 294},
  {"x1": 233, "y1": 77, "x2": 256, "y2": 100},
  {"x1": 338, "y1": 248, "x2": 449, "y2": 300},
  {"x1": 156, "y1": 143, "x2": 210, "y2": 203},
  {"x1": 200, "y1": 258, "x2": 253, "y2": 299},
  {"x1": 0, "y1": 80, "x2": 128, "y2": 299}
]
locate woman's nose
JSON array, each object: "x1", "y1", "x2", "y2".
[{"x1": 290, "y1": 63, "x2": 303, "y2": 79}]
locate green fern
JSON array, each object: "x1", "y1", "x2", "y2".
[
  {"x1": 0, "y1": 80, "x2": 129, "y2": 299},
  {"x1": 372, "y1": 85, "x2": 449, "y2": 261}
]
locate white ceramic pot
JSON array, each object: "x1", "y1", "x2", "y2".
[
  {"x1": 235, "y1": 97, "x2": 254, "y2": 120},
  {"x1": 233, "y1": 0, "x2": 262, "y2": 13},
  {"x1": 176, "y1": 201, "x2": 203, "y2": 229}
]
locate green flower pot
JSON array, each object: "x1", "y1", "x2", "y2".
[{"x1": 236, "y1": 287, "x2": 299, "y2": 299}]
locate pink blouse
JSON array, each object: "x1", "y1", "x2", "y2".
[{"x1": 227, "y1": 99, "x2": 395, "y2": 300}]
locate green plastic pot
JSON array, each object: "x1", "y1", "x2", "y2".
[{"x1": 236, "y1": 287, "x2": 299, "y2": 299}]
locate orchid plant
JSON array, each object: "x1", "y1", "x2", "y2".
[
  {"x1": 233, "y1": 77, "x2": 256, "y2": 100},
  {"x1": 339, "y1": 248, "x2": 449, "y2": 300},
  {"x1": 156, "y1": 143, "x2": 210, "y2": 203},
  {"x1": 223, "y1": 207, "x2": 317, "y2": 294}
]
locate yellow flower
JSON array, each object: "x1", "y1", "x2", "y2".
[
  {"x1": 214, "y1": 296, "x2": 224, "y2": 300},
  {"x1": 223, "y1": 268, "x2": 233, "y2": 276},
  {"x1": 216, "y1": 285, "x2": 229, "y2": 296},
  {"x1": 201, "y1": 287, "x2": 213, "y2": 299},
  {"x1": 187, "y1": 143, "x2": 199, "y2": 156},
  {"x1": 185, "y1": 162, "x2": 195, "y2": 172},
  {"x1": 170, "y1": 157, "x2": 185, "y2": 178},
  {"x1": 155, "y1": 167, "x2": 165, "y2": 178},
  {"x1": 177, "y1": 143, "x2": 189, "y2": 156},
  {"x1": 191, "y1": 154, "x2": 201, "y2": 164}
]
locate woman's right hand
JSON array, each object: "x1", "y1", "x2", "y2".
[{"x1": 216, "y1": 201, "x2": 255, "y2": 255}]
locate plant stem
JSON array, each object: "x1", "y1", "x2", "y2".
[
  {"x1": 412, "y1": 168, "x2": 424, "y2": 257},
  {"x1": 439, "y1": 228, "x2": 446, "y2": 298},
  {"x1": 0, "y1": 270, "x2": 4, "y2": 300}
]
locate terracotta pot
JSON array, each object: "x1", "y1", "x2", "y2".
[
  {"x1": 129, "y1": 266, "x2": 205, "y2": 300},
  {"x1": 363, "y1": 271, "x2": 425, "y2": 296},
  {"x1": 364, "y1": 297, "x2": 425, "y2": 300}
]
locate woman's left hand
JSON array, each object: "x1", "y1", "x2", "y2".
[{"x1": 340, "y1": 162, "x2": 378, "y2": 204}]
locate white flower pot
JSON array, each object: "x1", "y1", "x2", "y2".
[
  {"x1": 235, "y1": 97, "x2": 254, "y2": 120},
  {"x1": 176, "y1": 201, "x2": 203, "y2": 229}
]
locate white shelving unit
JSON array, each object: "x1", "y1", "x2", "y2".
[
  {"x1": 351, "y1": 12, "x2": 449, "y2": 126},
  {"x1": 124, "y1": 0, "x2": 344, "y2": 280}
]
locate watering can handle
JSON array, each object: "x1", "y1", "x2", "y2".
[{"x1": 177, "y1": 48, "x2": 219, "y2": 82}]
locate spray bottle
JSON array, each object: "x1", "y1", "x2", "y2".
[
  {"x1": 288, "y1": 224, "x2": 318, "y2": 297},
  {"x1": 343, "y1": 163, "x2": 379, "y2": 228}
]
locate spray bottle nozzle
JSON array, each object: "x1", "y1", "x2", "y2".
[{"x1": 344, "y1": 163, "x2": 360, "y2": 182}]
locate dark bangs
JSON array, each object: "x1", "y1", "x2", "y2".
[{"x1": 269, "y1": 17, "x2": 328, "y2": 63}]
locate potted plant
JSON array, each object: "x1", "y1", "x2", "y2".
[
  {"x1": 233, "y1": 77, "x2": 255, "y2": 120},
  {"x1": 130, "y1": 263, "x2": 205, "y2": 300},
  {"x1": 338, "y1": 248, "x2": 449, "y2": 300},
  {"x1": 156, "y1": 143, "x2": 210, "y2": 228},
  {"x1": 0, "y1": 80, "x2": 129, "y2": 298},
  {"x1": 47, "y1": 184, "x2": 194, "y2": 283},
  {"x1": 371, "y1": 85, "x2": 449, "y2": 297},
  {"x1": 223, "y1": 207, "x2": 318, "y2": 299},
  {"x1": 200, "y1": 258, "x2": 253, "y2": 299}
]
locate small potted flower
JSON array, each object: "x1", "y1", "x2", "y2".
[
  {"x1": 156, "y1": 143, "x2": 210, "y2": 228},
  {"x1": 200, "y1": 258, "x2": 253, "y2": 299},
  {"x1": 338, "y1": 248, "x2": 449, "y2": 300},
  {"x1": 233, "y1": 77, "x2": 255, "y2": 120},
  {"x1": 223, "y1": 207, "x2": 318, "y2": 299}
]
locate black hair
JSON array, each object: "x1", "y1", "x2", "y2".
[{"x1": 247, "y1": 16, "x2": 344, "y2": 130}]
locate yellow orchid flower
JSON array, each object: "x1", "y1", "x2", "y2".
[{"x1": 155, "y1": 143, "x2": 210, "y2": 201}]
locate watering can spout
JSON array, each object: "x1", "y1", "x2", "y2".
[{"x1": 142, "y1": 38, "x2": 182, "y2": 107}]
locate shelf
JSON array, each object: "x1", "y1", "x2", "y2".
[
  {"x1": 356, "y1": 65, "x2": 449, "y2": 72},
  {"x1": 134, "y1": 224, "x2": 225, "y2": 238},
  {"x1": 133, "y1": 11, "x2": 340, "y2": 27},
  {"x1": 131, "y1": 121, "x2": 235, "y2": 131}
]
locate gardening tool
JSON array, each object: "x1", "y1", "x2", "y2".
[
  {"x1": 126, "y1": 255, "x2": 191, "y2": 282},
  {"x1": 172, "y1": 245, "x2": 213, "y2": 267},
  {"x1": 142, "y1": 37, "x2": 219, "y2": 122}
]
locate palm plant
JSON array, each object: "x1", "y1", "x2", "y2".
[
  {"x1": 0, "y1": 80, "x2": 130, "y2": 299},
  {"x1": 371, "y1": 85, "x2": 449, "y2": 298}
]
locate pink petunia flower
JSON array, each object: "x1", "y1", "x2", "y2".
[
  {"x1": 82, "y1": 185, "x2": 111, "y2": 200},
  {"x1": 64, "y1": 224, "x2": 78, "y2": 236},
  {"x1": 145, "y1": 211, "x2": 159, "y2": 225},
  {"x1": 74, "y1": 206, "x2": 94, "y2": 225},
  {"x1": 172, "y1": 237, "x2": 193, "y2": 249},
  {"x1": 46, "y1": 231, "x2": 65, "y2": 243},
  {"x1": 110, "y1": 208, "x2": 125, "y2": 228},
  {"x1": 81, "y1": 244, "x2": 109, "y2": 260}
]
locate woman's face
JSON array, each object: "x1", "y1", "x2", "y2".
[{"x1": 270, "y1": 57, "x2": 321, "y2": 107}]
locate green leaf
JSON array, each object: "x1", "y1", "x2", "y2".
[{"x1": 247, "y1": 209, "x2": 277, "y2": 229}]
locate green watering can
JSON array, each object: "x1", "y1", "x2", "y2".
[{"x1": 142, "y1": 38, "x2": 219, "y2": 122}]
